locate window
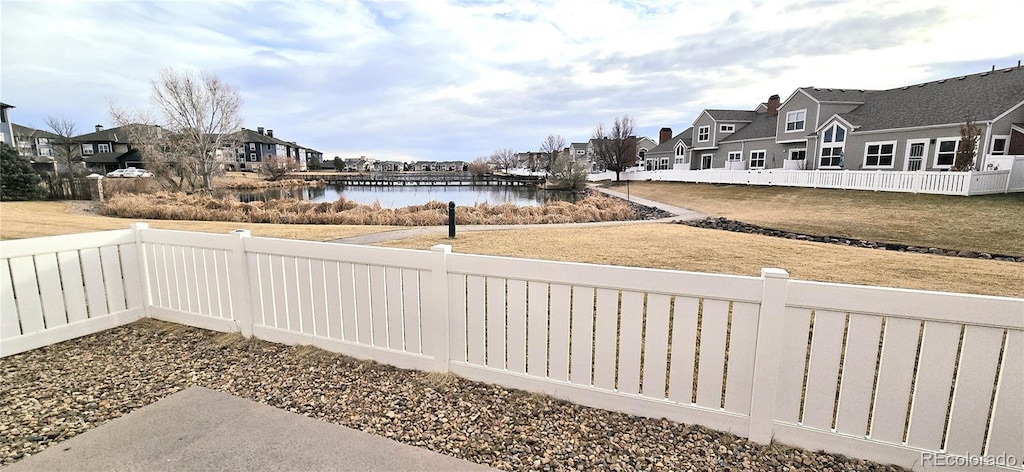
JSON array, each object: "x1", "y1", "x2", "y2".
[
  {"x1": 638, "y1": 148, "x2": 647, "y2": 159},
  {"x1": 38, "y1": 138, "x2": 48, "y2": 145},
  {"x1": 660, "y1": 158, "x2": 669, "y2": 169},
  {"x1": 789, "y1": 149, "x2": 806, "y2": 160},
  {"x1": 720, "y1": 124, "x2": 735, "y2": 133},
  {"x1": 727, "y1": 151, "x2": 742, "y2": 161},
  {"x1": 819, "y1": 123, "x2": 846, "y2": 168},
  {"x1": 700, "y1": 154, "x2": 713, "y2": 169},
  {"x1": 248, "y1": 143, "x2": 255, "y2": 150},
  {"x1": 935, "y1": 138, "x2": 959, "y2": 168},
  {"x1": 675, "y1": 143, "x2": 685, "y2": 156},
  {"x1": 697, "y1": 126, "x2": 710, "y2": 142},
  {"x1": 98, "y1": 143, "x2": 111, "y2": 153},
  {"x1": 249, "y1": 153, "x2": 257, "y2": 162},
  {"x1": 991, "y1": 136, "x2": 1009, "y2": 155},
  {"x1": 749, "y1": 150, "x2": 766, "y2": 169},
  {"x1": 675, "y1": 157, "x2": 684, "y2": 165},
  {"x1": 40, "y1": 148, "x2": 52, "y2": 157},
  {"x1": 864, "y1": 141, "x2": 896, "y2": 168},
  {"x1": 786, "y1": 109, "x2": 806, "y2": 132},
  {"x1": 82, "y1": 144, "x2": 94, "y2": 155}
]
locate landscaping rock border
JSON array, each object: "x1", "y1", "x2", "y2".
[
  {"x1": 678, "y1": 217, "x2": 1024, "y2": 263},
  {"x1": 1, "y1": 320, "x2": 903, "y2": 471}
]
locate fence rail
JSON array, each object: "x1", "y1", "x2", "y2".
[
  {"x1": 587, "y1": 159, "x2": 1024, "y2": 195},
  {"x1": 2, "y1": 225, "x2": 1022, "y2": 471}
]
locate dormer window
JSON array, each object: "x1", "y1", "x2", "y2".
[
  {"x1": 674, "y1": 143, "x2": 685, "y2": 156},
  {"x1": 786, "y1": 110, "x2": 806, "y2": 132},
  {"x1": 98, "y1": 143, "x2": 111, "y2": 153},
  {"x1": 697, "y1": 126, "x2": 710, "y2": 142},
  {"x1": 720, "y1": 124, "x2": 735, "y2": 133}
]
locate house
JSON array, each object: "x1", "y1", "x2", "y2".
[
  {"x1": 644, "y1": 126, "x2": 693, "y2": 170},
  {"x1": 221, "y1": 127, "x2": 307, "y2": 172},
  {"x1": 680, "y1": 65, "x2": 1024, "y2": 172},
  {"x1": 76, "y1": 124, "x2": 146, "y2": 174},
  {"x1": 11, "y1": 124, "x2": 59, "y2": 174},
  {"x1": 301, "y1": 147, "x2": 324, "y2": 170},
  {"x1": 574, "y1": 136, "x2": 657, "y2": 172},
  {"x1": 0, "y1": 102, "x2": 14, "y2": 147},
  {"x1": 377, "y1": 160, "x2": 404, "y2": 172}
]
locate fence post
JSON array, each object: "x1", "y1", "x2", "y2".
[
  {"x1": 748, "y1": 267, "x2": 790, "y2": 444},
  {"x1": 130, "y1": 222, "x2": 153, "y2": 317},
  {"x1": 429, "y1": 244, "x2": 452, "y2": 372},
  {"x1": 228, "y1": 229, "x2": 255, "y2": 337}
]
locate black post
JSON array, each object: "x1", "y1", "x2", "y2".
[{"x1": 447, "y1": 201, "x2": 456, "y2": 239}]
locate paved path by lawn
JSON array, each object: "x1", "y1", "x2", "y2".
[
  {"x1": 5, "y1": 387, "x2": 495, "y2": 472},
  {"x1": 329, "y1": 185, "x2": 705, "y2": 245}
]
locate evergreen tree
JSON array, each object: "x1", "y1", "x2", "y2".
[{"x1": 0, "y1": 143, "x2": 43, "y2": 201}]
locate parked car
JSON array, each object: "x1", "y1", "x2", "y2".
[
  {"x1": 123, "y1": 168, "x2": 154, "y2": 178},
  {"x1": 105, "y1": 168, "x2": 129, "y2": 178}
]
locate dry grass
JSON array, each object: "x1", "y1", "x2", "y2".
[
  {"x1": 606, "y1": 182, "x2": 1024, "y2": 256},
  {"x1": 0, "y1": 201, "x2": 393, "y2": 241},
  {"x1": 213, "y1": 172, "x2": 322, "y2": 190},
  {"x1": 377, "y1": 223, "x2": 1024, "y2": 298},
  {"x1": 99, "y1": 192, "x2": 635, "y2": 226}
]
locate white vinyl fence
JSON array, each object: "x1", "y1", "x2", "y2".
[
  {"x1": 2, "y1": 225, "x2": 1021, "y2": 471},
  {"x1": 587, "y1": 159, "x2": 1024, "y2": 196}
]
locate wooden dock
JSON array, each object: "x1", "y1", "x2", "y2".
[{"x1": 296, "y1": 172, "x2": 544, "y2": 187}]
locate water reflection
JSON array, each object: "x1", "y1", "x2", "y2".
[{"x1": 218, "y1": 184, "x2": 577, "y2": 207}]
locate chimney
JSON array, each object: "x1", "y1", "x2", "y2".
[
  {"x1": 95, "y1": 124, "x2": 104, "y2": 132},
  {"x1": 767, "y1": 94, "x2": 781, "y2": 117},
  {"x1": 267, "y1": 129, "x2": 274, "y2": 138},
  {"x1": 659, "y1": 127, "x2": 672, "y2": 144},
  {"x1": 257, "y1": 127, "x2": 264, "y2": 135}
]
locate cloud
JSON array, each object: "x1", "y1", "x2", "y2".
[{"x1": 2, "y1": 0, "x2": 1021, "y2": 161}]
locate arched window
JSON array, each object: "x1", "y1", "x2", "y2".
[{"x1": 820, "y1": 123, "x2": 846, "y2": 168}]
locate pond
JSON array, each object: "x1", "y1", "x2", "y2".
[{"x1": 218, "y1": 184, "x2": 577, "y2": 208}]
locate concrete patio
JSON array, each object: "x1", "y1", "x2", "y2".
[{"x1": 5, "y1": 387, "x2": 494, "y2": 472}]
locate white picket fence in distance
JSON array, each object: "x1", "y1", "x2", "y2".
[
  {"x1": 1, "y1": 225, "x2": 1022, "y2": 471},
  {"x1": 587, "y1": 157, "x2": 1024, "y2": 195}
]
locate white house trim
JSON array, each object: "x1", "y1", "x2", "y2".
[
  {"x1": 989, "y1": 98, "x2": 1024, "y2": 123},
  {"x1": 749, "y1": 149, "x2": 767, "y2": 169},
  {"x1": 813, "y1": 114, "x2": 857, "y2": 134},
  {"x1": 990, "y1": 135, "x2": 1010, "y2": 154},
  {"x1": 784, "y1": 109, "x2": 807, "y2": 133},
  {"x1": 862, "y1": 140, "x2": 897, "y2": 169},
  {"x1": 775, "y1": 138, "x2": 809, "y2": 144},
  {"x1": 933, "y1": 137, "x2": 960, "y2": 169},
  {"x1": 903, "y1": 139, "x2": 928, "y2": 171},
  {"x1": 779, "y1": 88, "x2": 820, "y2": 109},
  {"x1": 700, "y1": 153, "x2": 713, "y2": 169},
  {"x1": 691, "y1": 110, "x2": 716, "y2": 128},
  {"x1": 721, "y1": 136, "x2": 775, "y2": 145}
]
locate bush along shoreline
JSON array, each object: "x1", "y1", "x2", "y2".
[{"x1": 100, "y1": 191, "x2": 637, "y2": 225}]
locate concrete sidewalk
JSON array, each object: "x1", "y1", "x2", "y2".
[
  {"x1": 5, "y1": 387, "x2": 495, "y2": 472},
  {"x1": 329, "y1": 186, "x2": 705, "y2": 245}
]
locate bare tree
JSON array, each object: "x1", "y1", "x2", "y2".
[
  {"x1": 488, "y1": 148, "x2": 517, "y2": 172},
  {"x1": 539, "y1": 134, "x2": 566, "y2": 173},
  {"x1": 111, "y1": 68, "x2": 242, "y2": 192},
  {"x1": 953, "y1": 118, "x2": 982, "y2": 171},
  {"x1": 468, "y1": 157, "x2": 491, "y2": 178},
  {"x1": 548, "y1": 151, "x2": 588, "y2": 192},
  {"x1": 45, "y1": 116, "x2": 81, "y2": 177},
  {"x1": 592, "y1": 115, "x2": 636, "y2": 181},
  {"x1": 258, "y1": 155, "x2": 300, "y2": 181}
]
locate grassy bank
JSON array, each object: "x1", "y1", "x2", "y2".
[
  {"x1": 0, "y1": 201, "x2": 394, "y2": 241},
  {"x1": 377, "y1": 223, "x2": 1024, "y2": 298},
  {"x1": 605, "y1": 182, "x2": 1024, "y2": 255},
  {"x1": 99, "y1": 192, "x2": 635, "y2": 225}
]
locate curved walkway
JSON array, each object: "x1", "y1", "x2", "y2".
[{"x1": 329, "y1": 185, "x2": 705, "y2": 245}]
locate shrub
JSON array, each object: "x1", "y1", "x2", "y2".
[{"x1": 0, "y1": 144, "x2": 43, "y2": 201}]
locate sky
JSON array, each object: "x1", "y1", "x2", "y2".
[{"x1": 2, "y1": 0, "x2": 1023, "y2": 162}]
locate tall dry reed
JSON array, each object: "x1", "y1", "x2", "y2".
[{"x1": 100, "y1": 192, "x2": 636, "y2": 226}]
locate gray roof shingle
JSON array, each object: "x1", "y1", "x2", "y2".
[
  {"x1": 705, "y1": 110, "x2": 757, "y2": 122},
  {"x1": 817, "y1": 66, "x2": 1024, "y2": 131},
  {"x1": 12, "y1": 123, "x2": 59, "y2": 139},
  {"x1": 648, "y1": 127, "x2": 693, "y2": 154},
  {"x1": 720, "y1": 114, "x2": 778, "y2": 143}
]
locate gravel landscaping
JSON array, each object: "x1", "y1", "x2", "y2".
[{"x1": 2, "y1": 319, "x2": 904, "y2": 471}]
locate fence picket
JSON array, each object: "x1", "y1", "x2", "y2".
[
  {"x1": 35, "y1": 253, "x2": 67, "y2": 329},
  {"x1": 80, "y1": 249, "x2": 108, "y2": 318},
  {"x1": 548, "y1": 284, "x2": 571, "y2": 382},
  {"x1": 401, "y1": 269, "x2": 421, "y2": 354},
  {"x1": 869, "y1": 318, "x2": 920, "y2": 444},
  {"x1": 527, "y1": 281, "x2": 548, "y2": 377},
  {"x1": 724, "y1": 302, "x2": 758, "y2": 414},
  {"x1": 945, "y1": 326, "x2": 1004, "y2": 455},
  {"x1": 385, "y1": 267, "x2": 404, "y2": 349},
  {"x1": 802, "y1": 310, "x2": 846, "y2": 430},
  {"x1": 835, "y1": 314, "x2": 883, "y2": 437},
  {"x1": 465, "y1": 275, "x2": 486, "y2": 366},
  {"x1": 487, "y1": 277, "x2": 506, "y2": 370},
  {"x1": 641, "y1": 293, "x2": 671, "y2": 399},
  {"x1": 986, "y1": 330, "x2": 1023, "y2": 459},
  {"x1": 667, "y1": 296, "x2": 699, "y2": 404},
  {"x1": 617, "y1": 291, "x2": 644, "y2": 395},
  {"x1": 506, "y1": 279, "x2": 527, "y2": 374},
  {"x1": 1, "y1": 259, "x2": 21, "y2": 338},
  {"x1": 905, "y1": 321, "x2": 960, "y2": 450},
  {"x1": 592, "y1": 288, "x2": 618, "y2": 390},
  {"x1": 569, "y1": 286, "x2": 595, "y2": 386}
]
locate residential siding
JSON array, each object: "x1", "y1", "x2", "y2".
[
  {"x1": 836, "y1": 126, "x2": 964, "y2": 171},
  {"x1": 691, "y1": 113, "x2": 718, "y2": 150},
  {"x1": 776, "y1": 92, "x2": 817, "y2": 142}
]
